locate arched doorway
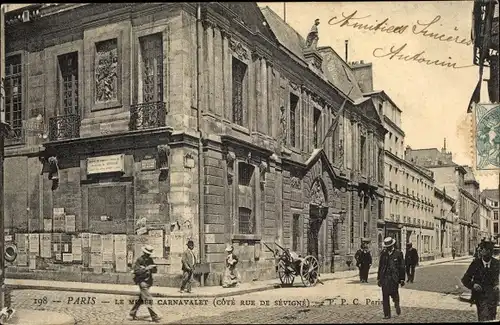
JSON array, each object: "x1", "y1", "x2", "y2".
[{"x1": 307, "y1": 178, "x2": 328, "y2": 267}]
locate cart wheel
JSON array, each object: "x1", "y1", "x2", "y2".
[
  {"x1": 300, "y1": 255, "x2": 319, "y2": 287},
  {"x1": 278, "y1": 260, "x2": 295, "y2": 286}
]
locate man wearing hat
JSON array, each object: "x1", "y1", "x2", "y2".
[
  {"x1": 404, "y1": 242, "x2": 419, "y2": 283},
  {"x1": 461, "y1": 238, "x2": 500, "y2": 321},
  {"x1": 377, "y1": 237, "x2": 406, "y2": 319},
  {"x1": 222, "y1": 244, "x2": 240, "y2": 288},
  {"x1": 180, "y1": 240, "x2": 196, "y2": 293},
  {"x1": 129, "y1": 245, "x2": 161, "y2": 322}
]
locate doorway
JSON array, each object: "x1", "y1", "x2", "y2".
[{"x1": 307, "y1": 205, "x2": 328, "y2": 261}]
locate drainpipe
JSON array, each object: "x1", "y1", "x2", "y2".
[{"x1": 196, "y1": 3, "x2": 205, "y2": 264}]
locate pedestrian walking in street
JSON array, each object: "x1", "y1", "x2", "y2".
[
  {"x1": 180, "y1": 240, "x2": 196, "y2": 293},
  {"x1": 222, "y1": 244, "x2": 240, "y2": 288},
  {"x1": 452, "y1": 247, "x2": 456, "y2": 259},
  {"x1": 129, "y1": 245, "x2": 161, "y2": 322},
  {"x1": 461, "y1": 239, "x2": 500, "y2": 322},
  {"x1": 355, "y1": 244, "x2": 372, "y2": 283},
  {"x1": 377, "y1": 237, "x2": 405, "y2": 319},
  {"x1": 404, "y1": 243, "x2": 419, "y2": 283}
]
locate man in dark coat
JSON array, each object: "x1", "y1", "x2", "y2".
[
  {"x1": 355, "y1": 244, "x2": 372, "y2": 283},
  {"x1": 461, "y1": 239, "x2": 500, "y2": 322},
  {"x1": 129, "y1": 245, "x2": 161, "y2": 322},
  {"x1": 180, "y1": 240, "x2": 196, "y2": 293},
  {"x1": 404, "y1": 242, "x2": 419, "y2": 283},
  {"x1": 377, "y1": 237, "x2": 406, "y2": 319}
]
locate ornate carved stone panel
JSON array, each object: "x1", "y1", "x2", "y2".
[
  {"x1": 310, "y1": 178, "x2": 326, "y2": 207},
  {"x1": 229, "y1": 38, "x2": 250, "y2": 63},
  {"x1": 95, "y1": 39, "x2": 118, "y2": 103}
]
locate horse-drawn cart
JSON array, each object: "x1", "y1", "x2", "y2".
[{"x1": 263, "y1": 241, "x2": 320, "y2": 287}]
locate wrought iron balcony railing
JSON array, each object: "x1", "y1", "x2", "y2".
[
  {"x1": 49, "y1": 114, "x2": 81, "y2": 141},
  {"x1": 130, "y1": 101, "x2": 167, "y2": 131}
]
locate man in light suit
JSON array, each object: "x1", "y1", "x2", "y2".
[{"x1": 180, "y1": 240, "x2": 196, "y2": 293}]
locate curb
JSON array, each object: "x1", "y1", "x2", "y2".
[{"x1": 8, "y1": 256, "x2": 471, "y2": 299}]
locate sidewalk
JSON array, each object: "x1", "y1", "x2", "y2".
[
  {"x1": 5, "y1": 255, "x2": 471, "y2": 299},
  {"x1": 2, "y1": 309, "x2": 75, "y2": 325}
]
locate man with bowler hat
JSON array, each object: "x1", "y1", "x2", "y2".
[
  {"x1": 129, "y1": 245, "x2": 161, "y2": 322},
  {"x1": 377, "y1": 237, "x2": 405, "y2": 319},
  {"x1": 180, "y1": 239, "x2": 196, "y2": 293},
  {"x1": 461, "y1": 238, "x2": 500, "y2": 321}
]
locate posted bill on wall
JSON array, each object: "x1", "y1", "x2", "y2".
[{"x1": 1, "y1": 1, "x2": 498, "y2": 325}]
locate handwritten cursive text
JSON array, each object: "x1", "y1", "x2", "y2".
[
  {"x1": 373, "y1": 43, "x2": 474, "y2": 69},
  {"x1": 328, "y1": 11, "x2": 408, "y2": 34},
  {"x1": 412, "y1": 15, "x2": 473, "y2": 46}
]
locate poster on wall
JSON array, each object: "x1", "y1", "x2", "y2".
[
  {"x1": 29, "y1": 256, "x2": 37, "y2": 270},
  {"x1": 81, "y1": 233, "x2": 91, "y2": 267},
  {"x1": 72, "y1": 236, "x2": 82, "y2": 261},
  {"x1": 148, "y1": 229, "x2": 164, "y2": 258},
  {"x1": 101, "y1": 234, "x2": 114, "y2": 262},
  {"x1": 90, "y1": 234, "x2": 102, "y2": 267},
  {"x1": 63, "y1": 253, "x2": 73, "y2": 262},
  {"x1": 52, "y1": 233, "x2": 62, "y2": 261},
  {"x1": 90, "y1": 234, "x2": 101, "y2": 252},
  {"x1": 65, "y1": 215, "x2": 76, "y2": 233},
  {"x1": 53, "y1": 208, "x2": 66, "y2": 232},
  {"x1": 16, "y1": 234, "x2": 28, "y2": 266},
  {"x1": 169, "y1": 231, "x2": 185, "y2": 271},
  {"x1": 43, "y1": 218, "x2": 52, "y2": 232},
  {"x1": 28, "y1": 234, "x2": 40, "y2": 255},
  {"x1": 40, "y1": 233, "x2": 52, "y2": 258},
  {"x1": 114, "y1": 234, "x2": 127, "y2": 272},
  {"x1": 134, "y1": 235, "x2": 149, "y2": 261},
  {"x1": 81, "y1": 233, "x2": 90, "y2": 248}
]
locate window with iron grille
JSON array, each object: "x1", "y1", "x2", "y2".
[
  {"x1": 360, "y1": 135, "x2": 366, "y2": 173},
  {"x1": 58, "y1": 52, "x2": 79, "y2": 115},
  {"x1": 140, "y1": 33, "x2": 164, "y2": 103},
  {"x1": 292, "y1": 214, "x2": 300, "y2": 252},
  {"x1": 4, "y1": 55, "x2": 23, "y2": 139},
  {"x1": 289, "y1": 93, "x2": 298, "y2": 147},
  {"x1": 238, "y1": 207, "x2": 254, "y2": 234},
  {"x1": 378, "y1": 200, "x2": 383, "y2": 219},
  {"x1": 238, "y1": 162, "x2": 254, "y2": 186},
  {"x1": 313, "y1": 108, "x2": 321, "y2": 148},
  {"x1": 363, "y1": 221, "x2": 368, "y2": 238},
  {"x1": 232, "y1": 58, "x2": 247, "y2": 126}
]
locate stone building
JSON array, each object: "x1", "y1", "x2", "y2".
[
  {"x1": 405, "y1": 143, "x2": 480, "y2": 256},
  {"x1": 2, "y1": 3, "x2": 385, "y2": 285},
  {"x1": 482, "y1": 189, "x2": 500, "y2": 242},
  {"x1": 479, "y1": 194, "x2": 493, "y2": 241},
  {"x1": 348, "y1": 68, "x2": 435, "y2": 257},
  {"x1": 433, "y1": 187, "x2": 456, "y2": 258}
]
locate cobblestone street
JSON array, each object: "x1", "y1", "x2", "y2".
[{"x1": 8, "y1": 258, "x2": 482, "y2": 324}]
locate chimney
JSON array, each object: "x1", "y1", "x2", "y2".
[
  {"x1": 350, "y1": 61, "x2": 373, "y2": 93},
  {"x1": 345, "y1": 40, "x2": 348, "y2": 62},
  {"x1": 405, "y1": 146, "x2": 412, "y2": 160},
  {"x1": 442, "y1": 138, "x2": 447, "y2": 153}
]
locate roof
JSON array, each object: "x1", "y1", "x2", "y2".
[
  {"x1": 259, "y1": 6, "x2": 364, "y2": 102},
  {"x1": 221, "y1": 3, "x2": 277, "y2": 42},
  {"x1": 482, "y1": 189, "x2": 499, "y2": 202},
  {"x1": 260, "y1": 6, "x2": 307, "y2": 61},
  {"x1": 363, "y1": 90, "x2": 403, "y2": 113},
  {"x1": 405, "y1": 148, "x2": 454, "y2": 167},
  {"x1": 463, "y1": 166, "x2": 478, "y2": 183}
]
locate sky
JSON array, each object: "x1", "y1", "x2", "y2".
[{"x1": 259, "y1": 1, "x2": 498, "y2": 190}]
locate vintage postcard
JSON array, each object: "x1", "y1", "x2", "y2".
[{"x1": 0, "y1": 1, "x2": 499, "y2": 324}]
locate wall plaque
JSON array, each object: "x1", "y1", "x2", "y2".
[
  {"x1": 141, "y1": 159, "x2": 156, "y2": 171},
  {"x1": 87, "y1": 154, "x2": 125, "y2": 175}
]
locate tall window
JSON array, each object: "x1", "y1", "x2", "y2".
[
  {"x1": 5, "y1": 55, "x2": 23, "y2": 139},
  {"x1": 58, "y1": 52, "x2": 79, "y2": 115},
  {"x1": 289, "y1": 93, "x2": 299, "y2": 147},
  {"x1": 360, "y1": 135, "x2": 366, "y2": 173},
  {"x1": 232, "y1": 58, "x2": 247, "y2": 126},
  {"x1": 313, "y1": 108, "x2": 321, "y2": 148},
  {"x1": 238, "y1": 207, "x2": 254, "y2": 234},
  {"x1": 140, "y1": 34, "x2": 164, "y2": 103},
  {"x1": 292, "y1": 214, "x2": 300, "y2": 251},
  {"x1": 238, "y1": 162, "x2": 254, "y2": 186},
  {"x1": 495, "y1": 211, "x2": 499, "y2": 220},
  {"x1": 378, "y1": 200, "x2": 383, "y2": 220}
]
